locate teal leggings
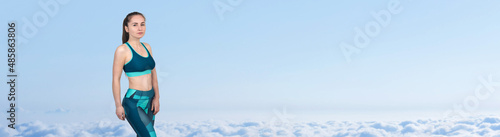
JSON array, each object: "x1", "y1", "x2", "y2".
[{"x1": 122, "y1": 88, "x2": 156, "y2": 137}]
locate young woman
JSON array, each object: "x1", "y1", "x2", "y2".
[{"x1": 112, "y1": 11, "x2": 160, "y2": 137}]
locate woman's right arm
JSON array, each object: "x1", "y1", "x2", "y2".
[{"x1": 112, "y1": 45, "x2": 126, "y2": 120}]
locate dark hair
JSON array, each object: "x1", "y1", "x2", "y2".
[{"x1": 122, "y1": 12, "x2": 145, "y2": 44}]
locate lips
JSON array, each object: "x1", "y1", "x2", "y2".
[{"x1": 138, "y1": 32, "x2": 143, "y2": 35}]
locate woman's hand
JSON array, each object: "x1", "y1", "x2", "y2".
[
  {"x1": 116, "y1": 106, "x2": 125, "y2": 120},
  {"x1": 151, "y1": 97, "x2": 160, "y2": 115}
]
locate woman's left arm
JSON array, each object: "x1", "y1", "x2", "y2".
[{"x1": 145, "y1": 42, "x2": 160, "y2": 115}]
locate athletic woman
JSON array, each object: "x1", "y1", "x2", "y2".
[{"x1": 112, "y1": 11, "x2": 159, "y2": 137}]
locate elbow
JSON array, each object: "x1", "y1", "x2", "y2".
[{"x1": 112, "y1": 78, "x2": 120, "y2": 84}]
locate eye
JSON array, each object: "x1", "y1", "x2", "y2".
[{"x1": 133, "y1": 24, "x2": 137, "y2": 26}]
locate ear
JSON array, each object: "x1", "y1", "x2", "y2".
[{"x1": 125, "y1": 26, "x2": 129, "y2": 33}]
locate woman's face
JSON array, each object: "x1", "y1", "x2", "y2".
[{"x1": 126, "y1": 15, "x2": 146, "y2": 39}]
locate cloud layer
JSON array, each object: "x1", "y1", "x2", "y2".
[{"x1": 3, "y1": 115, "x2": 500, "y2": 137}]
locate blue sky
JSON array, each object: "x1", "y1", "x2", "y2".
[{"x1": 1, "y1": 0, "x2": 500, "y2": 124}]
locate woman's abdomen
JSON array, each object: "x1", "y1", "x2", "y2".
[{"x1": 127, "y1": 74, "x2": 153, "y2": 91}]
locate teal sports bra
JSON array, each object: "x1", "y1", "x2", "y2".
[{"x1": 123, "y1": 42, "x2": 156, "y2": 77}]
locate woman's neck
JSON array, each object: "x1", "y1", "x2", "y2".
[{"x1": 127, "y1": 38, "x2": 141, "y2": 47}]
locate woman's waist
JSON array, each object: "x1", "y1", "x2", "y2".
[{"x1": 127, "y1": 76, "x2": 153, "y2": 91}]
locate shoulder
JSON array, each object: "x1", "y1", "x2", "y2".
[
  {"x1": 115, "y1": 43, "x2": 130, "y2": 55},
  {"x1": 142, "y1": 42, "x2": 153, "y2": 51}
]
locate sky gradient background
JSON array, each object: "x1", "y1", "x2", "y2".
[{"x1": 1, "y1": 0, "x2": 500, "y2": 128}]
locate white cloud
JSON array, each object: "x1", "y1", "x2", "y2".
[
  {"x1": 45, "y1": 108, "x2": 71, "y2": 114},
  {"x1": 4, "y1": 115, "x2": 500, "y2": 136}
]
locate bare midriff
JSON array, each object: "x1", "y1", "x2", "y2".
[{"x1": 128, "y1": 73, "x2": 152, "y2": 91}]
